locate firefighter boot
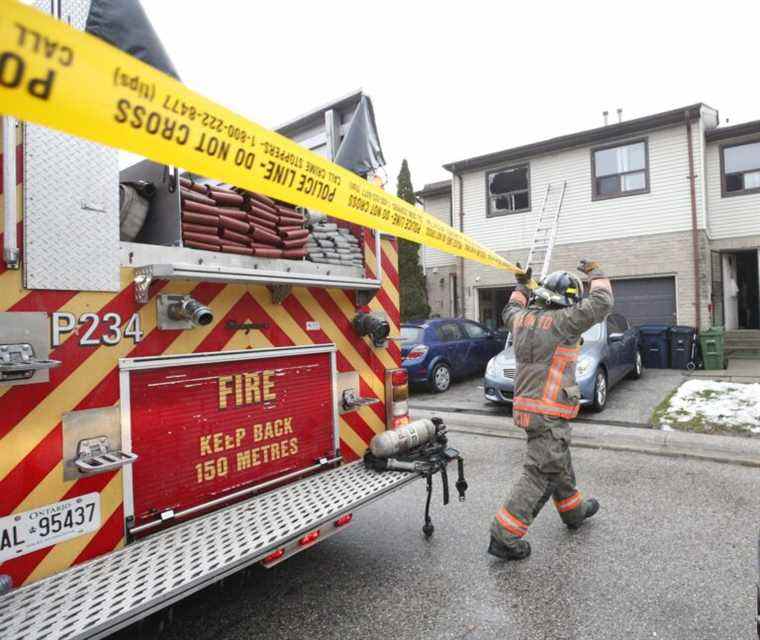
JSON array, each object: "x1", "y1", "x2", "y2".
[
  {"x1": 566, "y1": 497, "x2": 600, "y2": 530},
  {"x1": 487, "y1": 536, "x2": 532, "y2": 561}
]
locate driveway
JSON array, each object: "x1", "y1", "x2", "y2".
[{"x1": 410, "y1": 368, "x2": 686, "y2": 427}]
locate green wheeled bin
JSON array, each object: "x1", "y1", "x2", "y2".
[{"x1": 699, "y1": 326, "x2": 725, "y2": 370}]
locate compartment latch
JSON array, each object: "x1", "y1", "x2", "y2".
[
  {"x1": 74, "y1": 436, "x2": 138, "y2": 475},
  {"x1": 0, "y1": 343, "x2": 60, "y2": 382},
  {"x1": 341, "y1": 388, "x2": 380, "y2": 412}
]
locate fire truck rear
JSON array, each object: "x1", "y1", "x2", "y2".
[{"x1": 0, "y1": 6, "x2": 420, "y2": 638}]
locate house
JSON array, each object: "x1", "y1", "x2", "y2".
[{"x1": 417, "y1": 103, "x2": 760, "y2": 342}]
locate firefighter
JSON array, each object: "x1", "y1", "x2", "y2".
[{"x1": 488, "y1": 259, "x2": 613, "y2": 561}]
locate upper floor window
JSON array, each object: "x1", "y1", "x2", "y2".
[
  {"x1": 487, "y1": 165, "x2": 530, "y2": 216},
  {"x1": 592, "y1": 140, "x2": 649, "y2": 200},
  {"x1": 722, "y1": 141, "x2": 760, "y2": 196}
]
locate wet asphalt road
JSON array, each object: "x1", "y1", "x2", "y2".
[{"x1": 121, "y1": 431, "x2": 759, "y2": 640}]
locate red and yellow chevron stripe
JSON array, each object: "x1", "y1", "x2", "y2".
[{"x1": 0, "y1": 141, "x2": 401, "y2": 588}]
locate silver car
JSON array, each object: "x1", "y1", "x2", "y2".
[{"x1": 483, "y1": 314, "x2": 643, "y2": 412}]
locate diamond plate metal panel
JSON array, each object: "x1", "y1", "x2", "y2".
[
  {"x1": 23, "y1": 0, "x2": 120, "y2": 292},
  {"x1": 0, "y1": 463, "x2": 416, "y2": 640}
]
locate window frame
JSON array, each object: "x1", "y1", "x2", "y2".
[
  {"x1": 590, "y1": 138, "x2": 650, "y2": 201},
  {"x1": 719, "y1": 138, "x2": 760, "y2": 198},
  {"x1": 485, "y1": 163, "x2": 531, "y2": 217}
]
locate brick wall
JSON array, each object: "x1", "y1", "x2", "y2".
[
  {"x1": 424, "y1": 264, "x2": 458, "y2": 317},
  {"x1": 461, "y1": 229, "x2": 712, "y2": 327},
  {"x1": 709, "y1": 234, "x2": 760, "y2": 251}
]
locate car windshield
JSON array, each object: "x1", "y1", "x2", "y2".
[
  {"x1": 582, "y1": 324, "x2": 603, "y2": 342},
  {"x1": 503, "y1": 322, "x2": 603, "y2": 353},
  {"x1": 401, "y1": 326, "x2": 425, "y2": 345}
]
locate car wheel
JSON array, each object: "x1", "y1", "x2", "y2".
[
  {"x1": 628, "y1": 350, "x2": 643, "y2": 380},
  {"x1": 430, "y1": 363, "x2": 451, "y2": 393},
  {"x1": 592, "y1": 369, "x2": 607, "y2": 412}
]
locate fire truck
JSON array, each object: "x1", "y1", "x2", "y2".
[{"x1": 0, "y1": 3, "x2": 438, "y2": 638}]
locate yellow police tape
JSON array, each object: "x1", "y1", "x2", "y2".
[{"x1": 0, "y1": 1, "x2": 521, "y2": 274}]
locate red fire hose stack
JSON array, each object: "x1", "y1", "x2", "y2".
[{"x1": 179, "y1": 177, "x2": 310, "y2": 259}]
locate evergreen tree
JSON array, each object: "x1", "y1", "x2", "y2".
[{"x1": 396, "y1": 159, "x2": 430, "y2": 321}]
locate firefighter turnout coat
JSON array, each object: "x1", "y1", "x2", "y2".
[
  {"x1": 490, "y1": 276, "x2": 614, "y2": 546},
  {"x1": 503, "y1": 279, "x2": 614, "y2": 424}
]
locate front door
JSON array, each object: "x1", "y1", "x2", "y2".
[{"x1": 735, "y1": 250, "x2": 760, "y2": 329}]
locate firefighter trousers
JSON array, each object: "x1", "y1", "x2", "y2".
[{"x1": 491, "y1": 413, "x2": 587, "y2": 545}]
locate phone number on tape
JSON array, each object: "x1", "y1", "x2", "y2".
[{"x1": 0, "y1": 493, "x2": 101, "y2": 563}]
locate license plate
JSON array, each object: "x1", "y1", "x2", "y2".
[{"x1": 0, "y1": 493, "x2": 101, "y2": 562}]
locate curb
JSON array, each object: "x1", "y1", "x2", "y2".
[{"x1": 411, "y1": 407, "x2": 760, "y2": 468}]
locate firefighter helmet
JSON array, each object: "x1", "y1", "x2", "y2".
[{"x1": 532, "y1": 271, "x2": 584, "y2": 307}]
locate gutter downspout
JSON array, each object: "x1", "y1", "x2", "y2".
[
  {"x1": 685, "y1": 110, "x2": 702, "y2": 330},
  {"x1": 456, "y1": 172, "x2": 465, "y2": 317}
]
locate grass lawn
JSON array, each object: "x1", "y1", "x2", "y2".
[{"x1": 650, "y1": 379, "x2": 760, "y2": 436}]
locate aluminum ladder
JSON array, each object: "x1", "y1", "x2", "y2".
[{"x1": 525, "y1": 181, "x2": 567, "y2": 282}]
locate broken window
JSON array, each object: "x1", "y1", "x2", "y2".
[
  {"x1": 592, "y1": 140, "x2": 648, "y2": 199},
  {"x1": 722, "y1": 140, "x2": 760, "y2": 195},
  {"x1": 487, "y1": 165, "x2": 530, "y2": 216}
]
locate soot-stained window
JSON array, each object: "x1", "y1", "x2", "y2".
[{"x1": 487, "y1": 165, "x2": 530, "y2": 216}]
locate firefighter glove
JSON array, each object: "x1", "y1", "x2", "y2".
[
  {"x1": 577, "y1": 259, "x2": 604, "y2": 278},
  {"x1": 515, "y1": 263, "x2": 533, "y2": 286}
]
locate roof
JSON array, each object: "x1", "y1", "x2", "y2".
[
  {"x1": 275, "y1": 90, "x2": 364, "y2": 137},
  {"x1": 443, "y1": 103, "x2": 708, "y2": 173},
  {"x1": 705, "y1": 119, "x2": 760, "y2": 143},
  {"x1": 415, "y1": 179, "x2": 451, "y2": 199}
]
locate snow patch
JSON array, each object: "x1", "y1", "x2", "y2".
[{"x1": 657, "y1": 379, "x2": 760, "y2": 433}]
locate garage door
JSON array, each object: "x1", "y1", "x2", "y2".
[{"x1": 611, "y1": 277, "x2": 676, "y2": 326}]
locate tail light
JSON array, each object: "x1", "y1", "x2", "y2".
[
  {"x1": 263, "y1": 548, "x2": 285, "y2": 564},
  {"x1": 387, "y1": 368, "x2": 410, "y2": 429},
  {"x1": 334, "y1": 513, "x2": 353, "y2": 527},
  {"x1": 391, "y1": 369, "x2": 408, "y2": 386},
  {"x1": 405, "y1": 344, "x2": 428, "y2": 360},
  {"x1": 299, "y1": 530, "x2": 320, "y2": 546}
]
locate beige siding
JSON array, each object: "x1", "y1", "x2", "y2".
[
  {"x1": 459, "y1": 124, "x2": 705, "y2": 256},
  {"x1": 705, "y1": 137, "x2": 760, "y2": 240},
  {"x1": 420, "y1": 193, "x2": 455, "y2": 269}
]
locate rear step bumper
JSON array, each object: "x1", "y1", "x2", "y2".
[{"x1": 0, "y1": 462, "x2": 417, "y2": 640}]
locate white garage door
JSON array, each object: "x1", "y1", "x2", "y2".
[{"x1": 611, "y1": 277, "x2": 677, "y2": 327}]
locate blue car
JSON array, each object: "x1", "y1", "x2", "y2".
[
  {"x1": 483, "y1": 312, "x2": 642, "y2": 412},
  {"x1": 401, "y1": 318, "x2": 505, "y2": 392}
]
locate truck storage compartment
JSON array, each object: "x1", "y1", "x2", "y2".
[
  {"x1": 121, "y1": 345, "x2": 339, "y2": 534},
  {"x1": 119, "y1": 163, "x2": 366, "y2": 269}
]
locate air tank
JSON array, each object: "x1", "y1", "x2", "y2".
[{"x1": 369, "y1": 419, "x2": 440, "y2": 459}]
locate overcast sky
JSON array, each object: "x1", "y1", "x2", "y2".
[{"x1": 143, "y1": 0, "x2": 759, "y2": 194}]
